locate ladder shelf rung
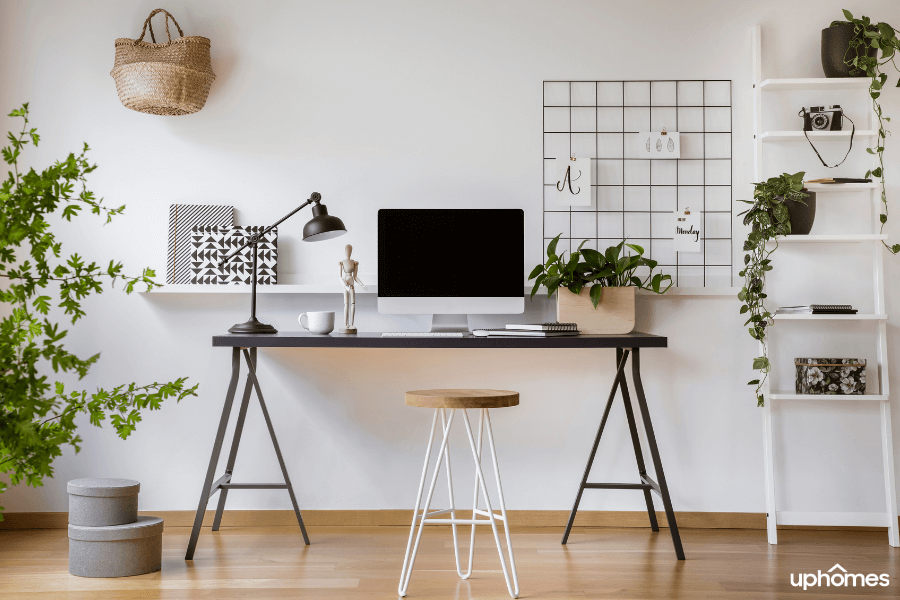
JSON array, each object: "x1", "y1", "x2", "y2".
[
  {"x1": 768, "y1": 234, "x2": 887, "y2": 244},
  {"x1": 768, "y1": 391, "x2": 888, "y2": 401},
  {"x1": 803, "y1": 183, "x2": 878, "y2": 193},
  {"x1": 759, "y1": 77, "x2": 871, "y2": 91},
  {"x1": 772, "y1": 314, "x2": 887, "y2": 321},
  {"x1": 776, "y1": 511, "x2": 891, "y2": 527},
  {"x1": 760, "y1": 130, "x2": 877, "y2": 142}
]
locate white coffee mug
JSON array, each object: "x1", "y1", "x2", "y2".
[{"x1": 298, "y1": 311, "x2": 334, "y2": 335}]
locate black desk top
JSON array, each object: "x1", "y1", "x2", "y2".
[{"x1": 212, "y1": 331, "x2": 666, "y2": 349}]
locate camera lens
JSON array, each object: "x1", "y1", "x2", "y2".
[{"x1": 811, "y1": 113, "x2": 829, "y2": 130}]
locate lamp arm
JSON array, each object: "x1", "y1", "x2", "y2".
[
  {"x1": 217, "y1": 193, "x2": 321, "y2": 268},
  {"x1": 263, "y1": 193, "x2": 319, "y2": 232}
]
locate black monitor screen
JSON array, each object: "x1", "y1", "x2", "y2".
[{"x1": 378, "y1": 209, "x2": 524, "y2": 297}]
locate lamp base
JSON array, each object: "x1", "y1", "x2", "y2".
[{"x1": 229, "y1": 317, "x2": 278, "y2": 334}]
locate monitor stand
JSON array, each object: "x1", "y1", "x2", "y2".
[{"x1": 430, "y1": 314, "x2": 470, "y2": 333}]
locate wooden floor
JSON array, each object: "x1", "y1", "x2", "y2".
[{"x1": 1, "y1": 525, "x2": 898, "y2": 599}]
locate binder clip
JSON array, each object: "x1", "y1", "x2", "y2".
[{"x1": 677, "y1": 207, "x2": 691, "y2": 222}]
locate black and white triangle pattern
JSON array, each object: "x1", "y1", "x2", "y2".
[
  {"x1": 167, "y1": 204, "x2": 234, "y2": 284},
  {"x1": 189, "y1": 226, "x2": 278, "y2": 285}
]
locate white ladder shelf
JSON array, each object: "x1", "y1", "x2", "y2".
[{"x1": 751, "y1": 26, "x2": 899, "y2": 547}]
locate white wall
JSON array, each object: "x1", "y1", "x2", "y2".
[{"x1": 1, "y1": 0, "x2": 899, "y2": 517}]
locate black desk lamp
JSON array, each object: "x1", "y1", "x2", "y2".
[{"x1": 221, "y1": 192, "x2": 347, "y2": 334}]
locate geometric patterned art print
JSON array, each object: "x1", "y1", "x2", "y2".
[
  {"x1": 189, "y1": 226, "x2": 278, "y2": 284},
  {"x1": 168, "y1": 204, "x2": 233, "y2": 283}
]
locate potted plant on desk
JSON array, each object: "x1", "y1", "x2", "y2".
[{"x1": 528, "y1": 235, "x2": 672, "y2": 334}]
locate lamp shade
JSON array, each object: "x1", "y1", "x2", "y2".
[{"x1": 303, "y1": 203, "x2": 347, "y2": 242}]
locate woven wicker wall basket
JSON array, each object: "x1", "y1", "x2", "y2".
[{"x1": 111, "y1": 9, "x2": 215, "y2": 116}]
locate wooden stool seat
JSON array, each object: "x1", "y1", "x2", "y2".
[{"x1": 405, "y1": 389, "x2": 519, "y2": 409}]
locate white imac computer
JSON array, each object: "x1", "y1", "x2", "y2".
[{"x1": 378, "y1": 209, "x2": 524, "y2": 335}]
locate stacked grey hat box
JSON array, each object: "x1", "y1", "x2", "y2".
[{"x1": 67, "y1": 478, "x2": 163, "y2": 577}]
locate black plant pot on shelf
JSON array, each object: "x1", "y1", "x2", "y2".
[
  {"x1": 784, "y1": 191, "x2": 816, "y2": 235},
  {"x1": 822, "y1": 23, "x2": 876, "y2": 77}
]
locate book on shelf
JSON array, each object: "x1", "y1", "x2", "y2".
[
  {"x1": 472, "y1": 329, "x2": 580, "y2": 337},
  {"x1": 776, "y1": 305, "x2": 857, "y2": 315},
  {"x1": 504, "y1": 322, "x2": 578, "y2": 331},
  {"x1": 804, "y1": 178, "x2": 872, "y2": 185}
]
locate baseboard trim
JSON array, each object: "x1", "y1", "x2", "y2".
[{"x1": 2, "y1": 509, "x2": 898, "y2": 532}]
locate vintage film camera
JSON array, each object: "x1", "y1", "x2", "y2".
[{"x1": 799, "y1": 105, "x2": 844, "y2": 131}]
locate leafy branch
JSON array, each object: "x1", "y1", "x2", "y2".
[{"x1": 0, "y1": 104, "x2": 197, "y2": 518}]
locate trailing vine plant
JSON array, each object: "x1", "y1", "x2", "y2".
[
  {"x1": 0, "y1": 104, "x2": 198, "y2": 518},
  {"x1": 830, "y1": 10, "x2": 900, "y2": 254},
  {"x1": 737, "y1": 173, "x2": 808, "y2": 407}
]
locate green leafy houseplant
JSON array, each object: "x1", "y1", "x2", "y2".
[
  {"x1": 737, "y1": 172, "x2": 809, "y2": 407},
  {"x1": 0, "y1": 104, "x2": 198, "y2": 518},
  {"x1": 529, "y1": 235, "x2": 672, "y2": 307},
  {"x1": 830, "y1": 9, "x2": 900, "y2": 254}
]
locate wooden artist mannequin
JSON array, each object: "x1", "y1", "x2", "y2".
[{"x1": 339, "y1": 244, "x2": 366, "y2": 333}]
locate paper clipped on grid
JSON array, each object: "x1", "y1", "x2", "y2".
[
  {"x1": 553, "y1": 155, "x2": 592, "y2": 206},
  {"x1": 674, "y1": 209, "x2": 702, "y2": 252},
  {"x1": 638, "y1": 131, "x2": 680, "y2": 159}
]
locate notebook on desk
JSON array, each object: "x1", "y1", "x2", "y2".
[
  {"x1": 504, "y1": 322, "x2": 578, "y2": 331},
  {"x1": 472, "y1": 329, "x2": 580, "y2": 337}
]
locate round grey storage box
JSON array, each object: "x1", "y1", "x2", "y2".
[
  {"x1": 68, "y1": 478, "x2": 139, "y2": 527},
  {"x1": 68, "y1": 516, "x2": 163, "y2": 578}
]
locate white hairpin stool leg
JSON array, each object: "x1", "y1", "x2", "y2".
[
  {"x1": 440, "y1": 409, "x2": 465, "y2": 577},
  {"x1": 461, "y1": 409, "x2": 519, "y2": 599},
  {"x1": 485, "y1": 409, "x2": 519, "y2": 597},
  {"x1": 462, "y1": 408, "x2": 484, "y2": 580},
  {"x1": 398, "y1": 408, "x2": 455, "y2": 597}
]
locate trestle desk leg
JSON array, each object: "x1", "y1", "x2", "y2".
[
  {"x1": 561, "y1": 349, "x2": 630, "y2": 545},
  {"x1": 186, "y1": 348, "x2": 241, "y2": 560}
]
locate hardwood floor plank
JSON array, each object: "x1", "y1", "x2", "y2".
[
  {"x1": 1, "y1": 525, "x2": 897, "y2": 599},
  {"x1": 4, "y1": 509, "x2": 897, "y2": 532}
]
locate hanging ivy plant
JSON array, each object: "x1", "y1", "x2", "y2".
[
  {"x1": 830, "y1": 10, "x2": 900, "y2": 254},
  {"x1": 738, "y1": 173, "x2": 809, "y2": 407}
]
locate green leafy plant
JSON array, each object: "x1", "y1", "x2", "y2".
[
  {"x1": 0, "y1": 104, "x2": 198, "y2": 518},
  {"x1": 737, "y1": 172, "x2": 809, "y2": 407},
  {"x1": 529, "y1": 235, "x2": 672, "y2": 308},
  {"x1": 830, "y1": 10, "x2": 900, "y2": 254}
]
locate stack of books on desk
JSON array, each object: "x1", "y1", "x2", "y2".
[
  {"x1": 776, "y1": 304, "x2": 857, "y2": 315},
  {"x1": 472, "y1": 322, "x2": 580, "y2": 337}
]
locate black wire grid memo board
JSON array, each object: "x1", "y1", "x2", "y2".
[{"x1": 543, "y1": 80, "x2": 734, "y2": 288}]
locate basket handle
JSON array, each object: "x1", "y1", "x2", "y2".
[{"x1": 135, "y1": 9, "x2": 184, "y2": 45}]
